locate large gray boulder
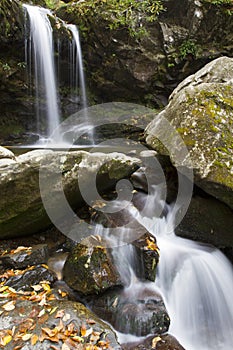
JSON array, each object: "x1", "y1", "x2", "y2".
[
  {"x1": 0, "y1": 149, "x2": 140, "y2": 238},
  {"x1": 146, "y1": 57, "x2": 233, "y2": 250},
  {"x1": 146, "y1": 57, "x2": 233, "y2": 210}
]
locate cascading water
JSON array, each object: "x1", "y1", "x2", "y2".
[
  {"x1": 66, "y1": 24, "x2": 94, "y2": 144},
  {"x1": 131, "y1": 191, "x2": 233, "y2": 350},
  {"x1": 24, "y1": 4, "x2": 90, "y2": 144},
  {"x1": 94, "y1": 190, "x2": 233, "y2": 349},
  {"x1": 24, "y1": 4, "x2": 61, "y2": 142}
]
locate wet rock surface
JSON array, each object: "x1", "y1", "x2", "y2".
[
  {"x1": 0, "y1": 244, "x2": 49, "y2": 270},
  {"x1": 63, "y1": 237, "x2": 122, "y2": 295},
  {"x1": 122, "y1": 334, "x2": 185, "y2": 350},
  {"x1": 85, "y1": 286, "x2": 170, "y2": 337}
]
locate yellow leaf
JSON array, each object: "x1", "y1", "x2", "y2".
[
  {"x1": 41, "y1": 283, "x2": 51, "y2": 292},
  {"x1": 49, "y1": 306, "x2": 58, "y2": 315},
  {"x1": 152, "y1": 336, "x2": 162, "y2": 348},
  {"x1": 2, "y1": 335, "x2": 12, "y2": 345},
  {"x1": 22, "y1": 333, "x2": 33, "y2": 341},
  {"x1": 81, "y1": 324, "x2": 86, "y2": 337},
  {"x1": 31, "y1": 334, "x2": 39, "y2": 345},
  {"x1": 0, "y1": 286, "x2": 8, "y2": 292},
  {"x1": 2, "y1": 300, "x2": 15, "y2": 311}
]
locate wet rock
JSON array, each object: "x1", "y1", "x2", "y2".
[
  {"x1": 0, "y1": 150, "x2": 140, "y2": 238},
  {"x1": 0, "y1": 244, "x2": 49, "y2": 270},
  {"x1": 132, "y1": 233, "x2": 160, "y2": 282},
  {"x1": 176, "y1": 193, "x2": 233, "y2": 249},
  {"x1": 63, "y1": 236, "x2": 121, "y2": 295},
  {"x1": 0, "y1": 297, "x2": 121, "y2": 349},
  {"x1": 85, "y1": 286, "x2": 170, "y2": 336},
  {"x1": 122, "y1": 334, "x2": 185, "y2": 350},
  {"x1": 2, "y1": 265, "x2": 57, "y2": 291}
]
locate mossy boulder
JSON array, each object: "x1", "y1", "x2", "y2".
[
  {"x1": 0, "y1": 149, "x2": 140, "y2": 238},
  {"x1": 146, "y1": 57, "x2": 233, "y2": 210},
  {"x1": 63, "y1": 236, "x2": 121, "y2": 295}
]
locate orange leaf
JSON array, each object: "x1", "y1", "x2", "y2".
[
  {"x1": 81, "y1": 324, "x2": 86, "y2": 337},
  {"x1": 31, "y1": 334, "x2": 39, "y2": 345}
]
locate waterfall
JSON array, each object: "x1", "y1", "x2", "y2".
[
  {"x1": 133, "y1": 191, "x2": 233, "y2": 350},
  {"x1": 24, "y1": 4, "x2": 61, "y2": 142},
  {"x1": 67, "y1": 24, "x2": 94, "y2": 144},
  {"x1": 24, "y1": 5, "x2": 90, "y2": 144}
]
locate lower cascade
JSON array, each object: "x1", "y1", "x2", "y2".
[{"x1": 99, "y1": 189, "x2": 233, "y2": 349}]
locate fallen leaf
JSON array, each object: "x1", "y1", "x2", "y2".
[
  {"x1": 81, "y1": 324, "x2": 86, "y2": 337},
  {"x1": 1, "y1": 334, "x2": 12, "y2": 345},
  {"x1": 49, "y1": 306, "x2": 58, "y2": 315},
  {"x1": 22, "y1": 333, "x2": 33, "y2": 341},
  {"x1": 2, "y1": 300, "x2": 16, "y2": 311},
  {"x1": 38, "y1": 313, "x2": 49, "y2": 324},
  {"x1": 31, "y1": 334, "x2": 39, "y2": 345},
  {"x1": 61, "y1": 343, "x2": 70, "y2": 350},
  {"x1": 0, "y1": 286, "x2": 8, "y2": 292},
  {"x1": 41, "y1": 283, "x2": 51, "y2": 292},
  {"x1": 152, "y1": 336, "x2": 162, "y2": 348},
  {"x1": 62, "y1": 313, "x2": 71, "y2": 322},
  {"x1": 32, "y1": 284, "x2": 43, "y2": 292},
  {"x1": 38, "y1": 309, "x2": 46, "y2": 318}
]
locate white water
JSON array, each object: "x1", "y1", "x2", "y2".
[
  {"x1": 67, "y1": 25, "x2": 94, "y2": 144},
  {"x1": 24, "y1": 5, "x2": 61, "y2": 141},
  {"x1": 24, "y1": 5, "x2": 91, "y2": 144},
  {"x1": 133, "y1": 193, "x2": 233, "y2": 350}
]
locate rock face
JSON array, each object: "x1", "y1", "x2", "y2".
[
  {"x1": 146, "y1": 56, "x2": 233, "y2": 248},
  {"x1": 1, "y1": 1, "x2": 233, "y2": 142},
  {"x1": 0, "y1": 149, "x2": 140, "y2": 238},
  {"x1": 58, "y1": 0, "x2": 233, "y2": 107}
]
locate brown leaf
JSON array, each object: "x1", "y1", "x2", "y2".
[{"x1": 38, "y1": 313, "x2": 49, "y2": 324}]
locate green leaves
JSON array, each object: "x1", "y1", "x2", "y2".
[{"x1": 66, "y1": 0, "x2": 165, "y2": 38}]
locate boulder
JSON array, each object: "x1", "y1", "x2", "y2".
[
  {"x1": 0, "y1": 295, "x2": 121, "y2": 349},
  {"x1": 85, "y1": 286, "x2": 170, "y2": 336},
  {"x1": 63, "y1": 236, "x2": 121, "y2": 295},
  {"x1": 0, "y1": 146, "x2": 15, "y2": 160},
  {"x1": 0, "y1": 150, "x2": 140, "y2": 238},
  {"x1": 146, "y1": 57, "x2": 233, "y2": 212},
  {"x1": 0, "y1": 244, "x2": 49, "y2": 270},
  {"x1": 1, "y1": 264, "x2": 57, "y2": 292},
  {"x1": 122, "y1": 334, "x2": 185, "y2": 350}
]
